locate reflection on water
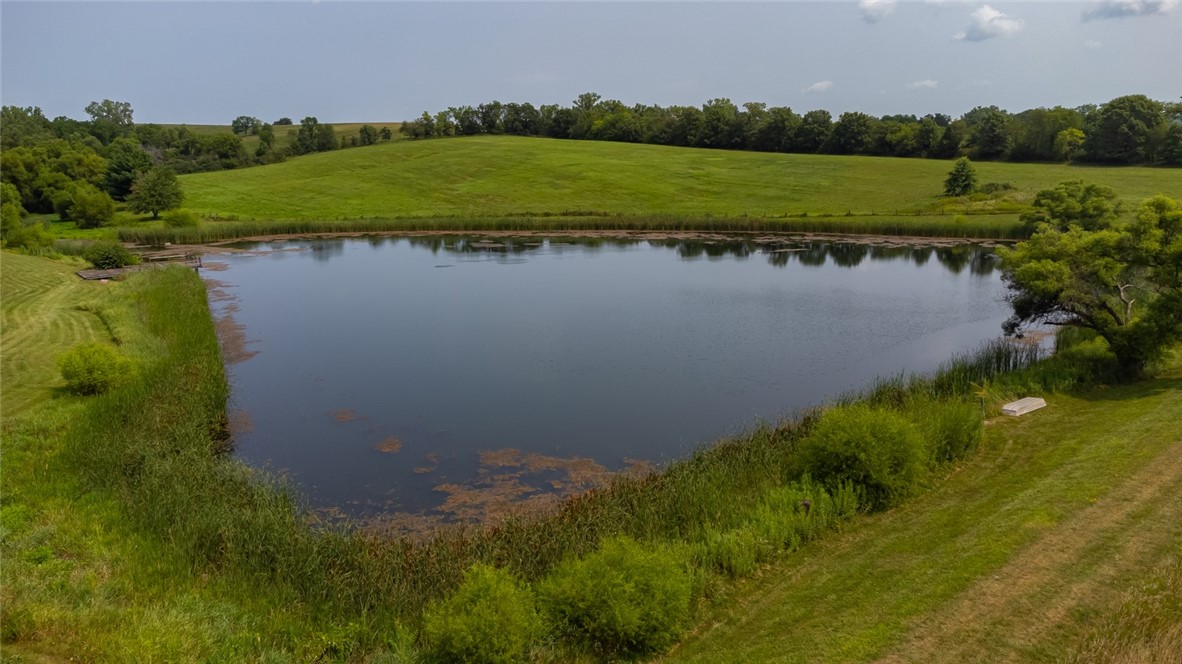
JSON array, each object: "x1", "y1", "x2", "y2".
[{"x1": 209, "y1": 235, "x2": 1008, "y2": 529}]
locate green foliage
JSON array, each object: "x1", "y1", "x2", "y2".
[
  {"x1": 943, "y1": 157, "x2": 978, "y2": 196},
  {"x1": 231, "y1": 115, "x2": 261, "y2": 136},
  {"x1": 84, "y1": 240, "x2": 137, "y2": 269},
  {"x1": 163, "y1": 208, "x2": 200, "y2": 228},
  {"x1": 1084, "y1": 95, "x2": 1165, "y2": 163},
  {"x1": 1054, "y1": 127, "x2": 1086, "y2": 162},
  {"x1": 908, "y1": 397, "x2": 983, "y2": 464},
  {"x1": 539, "y1": 536, "x2": 692, "y2": 657},
  {"x1": 58, "y1": 341, "x2": 133, "y2": 395},
  {"x1": 70, "y1": 185, "x2": 117, "y2": 229},
  {"x1": 421, "y1": 564, "x2": 542, "y2": 664},
  {"x1": 1001, "y1": 193, "x2": 1182, "y2": 379},
  {"x1": 103, "y1": 136, "x2": 152, "y2": 199},
  {"x1": 128, "y1": 167, "x2": 184, "y2": 219},
  {"x1": 1019, "y1": 179, "x2": 1120, "y2": 232},
  {"x1": 799, "y1": 404, "x2": 927, "y2": 510}
]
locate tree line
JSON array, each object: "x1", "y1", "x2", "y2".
[
  {"x1": 0, "y1": 101, "x2": 401, "y2": 247},
  {"x1": 400, "y1": 93, "x2": 1182, "y2": 166}
]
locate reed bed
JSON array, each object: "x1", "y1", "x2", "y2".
[{"x1": 115, "y1": 213, "x2": 1027, "y2": 247}]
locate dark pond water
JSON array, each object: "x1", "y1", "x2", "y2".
[{"x1": 205, "y1": 235, "x2": 1010, "y2": 526}]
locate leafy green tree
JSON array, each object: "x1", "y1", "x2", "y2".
[
  {"x1": 231, "y1": 115, "x2": 260, "y2": 136},
  {"x1": 85, "y1": 99, "x2": 134, "y2": 144},
  {"x1": 1053, "y1": 127, "x2": 1087, "y2": 162},
  {"x1": 966, "y1": 106, "x2": 1010, "y2": 159},
  {"x1": 257, "y1": 123, "x2": 275, "y2": 150},
  {"x1": 357, "y1": 124, "x2": 378, "y2": 146},
  {"x1": 274, "y1": 117, "x2": 293, "y2": 125},
  {"x1": 1019, "y1": 179, "x2": 1120, "y2": 232},
  {"x1": 943, "y1": 157, "x2": 978, "y2": 196},
  {"x1": 103, "y1": 137, "x2": 152, "y2": 199},
  {"x1": 1158, "y1": 124, "x2": 1182, "y2": 166},
  {"x1": 1084, "y1": 95, "x2": 1165, "y2": 163},
  {"x1": 128, "y1": 167, "x2": 183, "y2": 218},
  {"x1": 792, "y1": 110, "x2": 832, "y2": 153},
  {"x1": 699, "y1": 98, "x2": 742, "y2": 149},
  {"x1": 826, "y1": 111, "x2": 879, "y2": 155},
  {"x1": 378, "y1": 126, "x2": 393, "y2": 141},
  {"x1": 71, "y1": 185, "x2": 117, "y2": 229},
  {"x1": 1000, "y1": 194, "x2": 1182, "y2": 379},
  {"x1": 1, "y1": 106, "x2": 53, "y2": 148}
]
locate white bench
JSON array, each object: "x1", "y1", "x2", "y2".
[{"x1": 1002, "y1": 397, "x2": 1047, "y2": 416}]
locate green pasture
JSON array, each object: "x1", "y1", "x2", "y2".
[{"x1": 177, "y1": 135, "x2": 1182, "y2": 226}]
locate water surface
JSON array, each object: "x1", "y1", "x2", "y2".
[{"x1": 206, "y1": 236, "x2": 1009, "y2": 524}]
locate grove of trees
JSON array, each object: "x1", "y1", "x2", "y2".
[{"x1": 401, "y1": 94, "x2": 1182, "y2": 166}]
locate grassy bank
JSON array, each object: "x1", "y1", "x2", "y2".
[
  {"x1": 176, "y1": 136, "x2": 1181, "y2": 226},
  {"x1": 3, "y1": 252, "x2": 1178, "y2": 661}
]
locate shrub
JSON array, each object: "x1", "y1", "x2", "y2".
[
  {"x1": 422, "y1": 564, "x2": 541, "y2": 664},
  {"x1": 164, "y1": 209, "x2": 200, "y2": 228},
  {"x1": 2, "y1": 219, "x2": 53, "y2": 252},
  {"x1": 979, "y1": 181, "x2": 1015, "y2": 195},
  {"x1": 58, "y1": 341, "x2": 133, "y2": 395},
  {"x1": 538, "y1": 536, "x2": 692, "y2": 657},
  {"x1": 908, "y1": 397, "x2": 983, "y2": 464},
  {"x1": 84, "y1": 240, "x2": 138, "y2": 269},
  {"x1": 698, "y1": 528, "x2": 762, "y2": 578},
  {"x1": 70, "y1": 185, "x2": 117, "y2": 229},
  {"x1": 799, "y1": 404, "x2": 926, "y2": 510}
]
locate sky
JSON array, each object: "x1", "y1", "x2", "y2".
[{"x1": 1, "y1": 1, "x2": 1179, "y2": 124}]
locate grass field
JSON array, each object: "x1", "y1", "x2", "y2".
[
  {"x1": 666, "y1": 361, "x2": 1182, "y2": 663},
  {"x1": 177, "y1": 135, "x2": 1182, "y2": 226}
]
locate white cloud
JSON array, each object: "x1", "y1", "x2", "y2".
[
  {"x1": 955, "y1": 4, "x2": 1025, "y2": 41},
  {"x1": 1083, "y1": 0, "x2": 1178, "y2": 20},
  {"x1": 803, "y1": 80, "x2": 834, "y2": 93},
  {"x1": 1084, "y1": 39, "x2": 1103, "y2": 49},
  {"x1": 906, "y1": 79, "x2": 940, "y2": 90},
  {"x1": 859, "y1": 0, "x2": 897, "y2": 23}
]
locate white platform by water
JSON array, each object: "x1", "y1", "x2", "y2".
[{"x1": 1002, "y1": 397, "x2": 1047, "y2": 416}]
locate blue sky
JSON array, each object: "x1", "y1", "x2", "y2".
[{"x1": 2, "y1": 1, "x2": 1179, "y2": 124}]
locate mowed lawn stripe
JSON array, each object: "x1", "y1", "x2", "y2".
[
  {"x1": 1, "y1": 253, "x2": 110, "y2": 414},
  {"x1": 664, "y1": 375, "x2": 1182, "y2": 663}
]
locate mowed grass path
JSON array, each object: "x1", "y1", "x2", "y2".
[
  {"x1": 0, "y1": 253, "x2": 109, "y2": 414},
  {"x1": 665, "y1": 367, "x2": 1182, "y2": 663},
  {"x1": 180, "y1": 136, "x2": 1182, "y2": 222}
]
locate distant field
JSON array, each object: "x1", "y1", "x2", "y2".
[
  {"x1": 159, "y1": 122, "x2": 402, "y2": 150},
  {"x1": 178, "y1": 135, "x2": 1181, "y2": 225}
]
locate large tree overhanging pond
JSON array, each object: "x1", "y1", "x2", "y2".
[{"x1": 204, "y1": 235, "x2": 1011, "y2": 528}]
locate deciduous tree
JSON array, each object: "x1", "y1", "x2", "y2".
[
  {"x1": 999, "y1": 193, "x2": 1182, "y2": 379},
  {"x1": 128, "y1": 167, "x2": 183, "y2": 219}
]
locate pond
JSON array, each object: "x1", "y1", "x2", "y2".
[{"x1": 204, "y1": 235, "x2": 1011, "y2": 528}]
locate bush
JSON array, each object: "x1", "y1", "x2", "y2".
[
  {"x1": 979, "y1": 181, "x2": 1015, "y2": 195},
  {"x1": 84, "y1": 240, "x2": 138, "y2": 269},
  {"x1": 71, "y1": 185, "x2": 117, "y2": 229},
  {"x1": 58, "y1": 341, "x2": 133, "y2": 395},
  {"x1": 164, "y1": 209, "x2": 200, "y2": 228},
  {"x1": 422, "y1": 564, "x2": 541, "y2": 664},
  {"x1": 538, "y1": 536, "x2": 692, "y2": 657},
  {"x1": 799, "y1": 404, "x2": 926, "y2": 510}
]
